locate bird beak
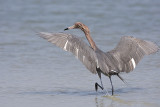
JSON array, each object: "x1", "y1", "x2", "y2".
[
  {"x1": 64, "y1": 25, "x2": 75, "y2": 31},
  {"x1": 64, "y1": 28, "x2": 69, "y2": 31}
]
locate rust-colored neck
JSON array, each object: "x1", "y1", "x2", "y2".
[{"x1": 82, "y1": 27, "x2": 97, "y2": 51}]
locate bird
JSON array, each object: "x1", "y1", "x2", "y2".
[{"x1": 39, "y1": 22, "x2": 159, "y2": 95}]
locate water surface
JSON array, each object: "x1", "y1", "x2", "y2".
[{"x1": 0, "y1": 0, "x2": 160, "y2": 107}]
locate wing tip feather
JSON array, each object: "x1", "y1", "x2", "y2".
[
  {"x1": 39, "y1": 32, "x2": 51, "y2": 38},
  {"x1": 145, "y1": 41, "x2": 159, "y2": 55}
]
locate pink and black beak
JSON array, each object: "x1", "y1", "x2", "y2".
[{"x1": 64, "y1": 25, "x2": 75, "y2": 31}]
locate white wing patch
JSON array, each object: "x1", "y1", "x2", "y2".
[
  {"x1": 83, "y1": 55, "x2": 85, "y2": 62},
  {"x1": 111, "y1": 70, "x2": 117, "y2": 73},
  {"x1": 131, "y1": 58, "x2": 136, "y2": 69},
  {"x1": 96, "y1": 59, "x2": 100, "y2": 68},
  {"x1": 76, "y1": 48, "x2": 79, "y2": 59},
  {"x1": 63, "y1": 40, "x2": 68, "y2": 51}
]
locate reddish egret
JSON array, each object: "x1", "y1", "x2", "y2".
[{"x1": 39, "y1": 22, "x2": 159, "y2": 95}]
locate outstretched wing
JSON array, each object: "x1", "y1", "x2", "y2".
[
  {"x1": 106, "y1": 36, "x2": 159, "y2": 73},
  {"x1": 39, "y1": 32, "x2": 97, "y2": 74}
]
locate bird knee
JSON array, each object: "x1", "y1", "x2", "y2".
[{"x1": 95, "y1": 82, "x2": 98, "y2": 91}]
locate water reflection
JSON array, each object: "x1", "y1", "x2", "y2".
[
  {"x1": 95, "y1": 95, "x2": 158, "y2": 107},
  {"x1": 95, "y1": 97, "x2": 105, "y2": 107}
]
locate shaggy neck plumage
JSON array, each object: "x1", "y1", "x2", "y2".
[{"x1": 81, "y1": 26, "x2": 97, "y2": 51}]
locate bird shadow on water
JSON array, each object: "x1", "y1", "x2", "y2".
[
  {"x1": 18, "y1": 87, "x2": 104, "y2": 96},
  {"x1": 18, "y1": 87, "x2": 158, "y2": 107},
  {"x1": 18, "y1": 86, "x2": 142, "y2": 96}
]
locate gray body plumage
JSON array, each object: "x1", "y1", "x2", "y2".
[{"x1": 40, "y1": 32, "x2": 159, "y2": 77}]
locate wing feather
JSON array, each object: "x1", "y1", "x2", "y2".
[
  {"x1": 39, "y1": 32, "x2": 97, "y2": 74},
  {"x1": 106, "y1": 36, "x2": 159, "y2": 73}
]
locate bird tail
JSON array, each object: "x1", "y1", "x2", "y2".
[{"x1": 117, "y1": 74, "x2": 128, "y2": 85}]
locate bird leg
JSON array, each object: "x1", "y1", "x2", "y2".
[
  {"x1": 95, "y1": 82, "x2": 103, "y2": 91},
  {"x1": 95, "y1": 70, "x2": 104, "y2": 91},
  {"x1": 109, "y1": 76, "x2": 114, "y2": 95}
]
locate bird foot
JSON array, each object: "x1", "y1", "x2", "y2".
[{"x1": 95, "y1": 82, "x2": 104, "y2": 91}]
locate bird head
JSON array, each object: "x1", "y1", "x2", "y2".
[{"x1": 64, "y1": 22, "x2": 88, "y2": 31}]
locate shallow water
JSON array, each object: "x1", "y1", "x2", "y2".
[{"x1": 0, "y1": 0, "x2": 160, "y2": 107}]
